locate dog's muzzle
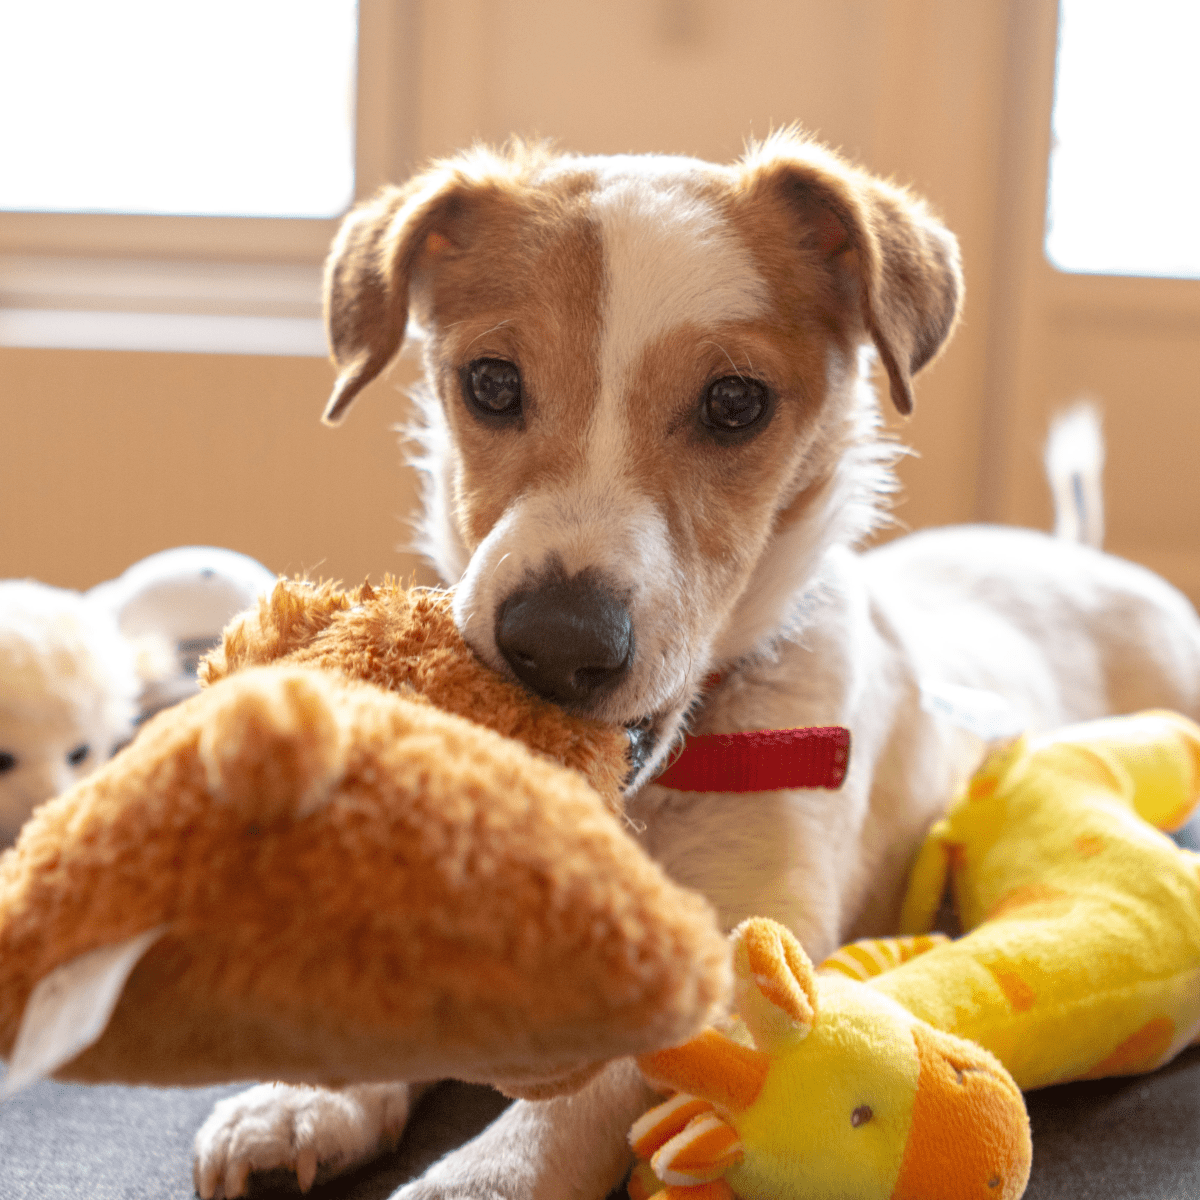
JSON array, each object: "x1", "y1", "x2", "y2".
[{"x1": 495, "y1": 571, "x2": 634, "y2": 710}]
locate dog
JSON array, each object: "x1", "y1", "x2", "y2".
[{"x1": 193, "y1": 130, "x2": 1200, "y2": 1199}]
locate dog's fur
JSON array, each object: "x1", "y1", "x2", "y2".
[{"x1": 194, "y1": 132, "x2": 1200, "y2": 1199}]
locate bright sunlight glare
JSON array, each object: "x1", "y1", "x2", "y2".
[
  {"x1": 1047, "y1": 0, "x2": 1200, "y2": 278},
  {"x1": 0, "y1": 0, "x2": 357, "y2": 218}
]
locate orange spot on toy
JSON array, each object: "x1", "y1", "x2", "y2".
[
  {"x1": 969, "y1": 775, "x2": 998, "y2": 800},
  {"x1": 988, "y1": 967, "x2": 1037, "y2": 1014},
  {"x1": 986, "y1": 883, "x2": 1074, "y2": 922},
  {"x1": 1083, "y1": 1017, "x2": 1176, "y2": 1079}
]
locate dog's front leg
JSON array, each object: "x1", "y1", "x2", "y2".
[{"x1": 397, "y1": 1059, "x2": 656, "y2": 1200}]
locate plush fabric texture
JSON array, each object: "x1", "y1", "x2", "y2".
[
  {"x1": 630, "y1": 918, "x2": 1030, "y2": 1200},
  {"x1": 0, "y1": 580, "x2": 730, "y2": 1097},
  {"x1": 203, "y1": 579, "x2": 631, "y2": 805},
  {"x1": 825, "y1": 710, "x2": 1200, "y2": 1091}
]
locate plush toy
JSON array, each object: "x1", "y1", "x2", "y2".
[
  {"x1": 89, "y1": 545, "x2": 280, "y2": 720},
  {"x1": 629, "y1": 918, "x2": 1031, "y2": 1200},
  {"x1": 0, "y1": 548, "x2": 277, "y2": 845},
  {"x1": 829, "y1": 709, "x2": 1200, "y2": 1089},
  {"x1": 0, "y1": 578, "x2": 730, "y2": 1099},
  {"x1": 0, "y1": 580, "x2": 142, "y2": 844},
  {"x1": 629, "y1": 709, "x2": 1200, "y2": 1200}
]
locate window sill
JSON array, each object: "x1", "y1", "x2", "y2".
[{"x1": 0, "y1": 255, "x2": 326, "y2": 356}]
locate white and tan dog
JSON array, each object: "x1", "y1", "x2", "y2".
[{"x1": 195, "y1": 131, "x2": 1200, "y2": 1199}]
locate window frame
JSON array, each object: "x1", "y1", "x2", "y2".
[{"x1": 976, "y1": 0, "x2": 1200, "y2": 605}]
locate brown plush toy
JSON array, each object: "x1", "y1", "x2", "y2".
[{"x1": 0, "y1": 579, "x2": 730, "y2": 1098}]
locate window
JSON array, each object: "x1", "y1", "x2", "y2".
[
  {"x1": 1, "y1": 1, "x2": 357, "y2": 219},
  {"x1": 0, "y1": 0, "x2": 416, "y2": 355},
  {"x1": 1045, "y1": 0, "x2": 1200, "y2": 279}
]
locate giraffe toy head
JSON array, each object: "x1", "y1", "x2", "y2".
[{"x1": 631, "y1": 918, "x2": 1031, "y2": 1200}]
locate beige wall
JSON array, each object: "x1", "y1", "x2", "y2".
[
  {"x1": 1, "y1": 348, "x2": 430, "y2": 590},
  {"x1": 3, "y1": 1, "x2": 1193, "y2": 603},
  {"x1": 416, "y1": 0, "x2": 1013, "y2": 542}
]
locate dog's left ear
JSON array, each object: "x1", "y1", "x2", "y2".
[{"x1": 743, "y1": 134, "x2": 963, "y2": 415}]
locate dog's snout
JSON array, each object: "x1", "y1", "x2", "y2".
[{"x1": 495, "y1": 575, "x2": 633, "y2": 707}]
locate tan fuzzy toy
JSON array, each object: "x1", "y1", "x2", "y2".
[{"x1": 0, "y1": 580, "x2": 730, "y2": 1098}]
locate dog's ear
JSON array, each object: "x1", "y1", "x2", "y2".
[
  {"x1": 321, "y1": 170, "x2": 473, "y2": 425},
  {"x1": 742, "y1": 133, "x2": 963, "y2": 415}
]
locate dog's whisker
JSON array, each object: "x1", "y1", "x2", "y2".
[{"x1": 703, "y1": 340, "x2": 749, "y2": 381}]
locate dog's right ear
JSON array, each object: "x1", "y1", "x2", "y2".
[{"x1": 321, "y1": 171, "x2": 469, "y2": 425}]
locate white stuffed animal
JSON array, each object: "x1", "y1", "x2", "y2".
[
  {"x1": 0, "y1": 582, "x2": 141, "y2": 843},
  {"x1": 0, "y1": 547, "x2": 276, "y2": 843},
  {"x1": 89, "y1": 546, "x2": 279, "y2": 720}
]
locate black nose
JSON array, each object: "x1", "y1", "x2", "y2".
[{"x1": 495, "y1": 573, "x2": 634, "y2": 706}]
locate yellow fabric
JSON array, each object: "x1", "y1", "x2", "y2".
[
  {"x1": 633, "y1": 918, "x2": 1030, "y2": 1200},
  {"x1": 725, "y1": 977, "x2": 922, "y2": 1200},
  {"x1": 880, "y1": 710, "x2": 1200, "y2": 1089}
]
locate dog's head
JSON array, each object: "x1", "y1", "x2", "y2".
[{"x1": 321, "y1": 131, "x2": 961, "y2": 785}]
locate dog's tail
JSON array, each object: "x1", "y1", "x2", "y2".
[{"x1": 1044, "y1": 400, "x2": 1105, "y2": 549}]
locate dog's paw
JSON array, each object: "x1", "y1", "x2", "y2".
[{"x1": 192, "y1": 1081, "x2": 413, "y2": 1199}]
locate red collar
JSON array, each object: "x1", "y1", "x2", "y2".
[
  {"x1": 652, "y1": 725, "x2": 850, "y2": 792},
  {"x1": 650, "y1": 670, "x2": 850, "y2": 793}
]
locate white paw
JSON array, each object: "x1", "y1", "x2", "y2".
[{"x1": 192, "y1": 1081, "x2": 413, "y2": 1198}]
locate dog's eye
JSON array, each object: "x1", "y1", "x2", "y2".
[
  {"x1": 702, "y1": 375, "x2": 770, "y2": 434},
  {"x1": 0, "y1": 751, "x2": 15, "y2": 774},
  {"x1": 66, "y1": 743, "x2": 90, "y2": 768},
  {"x1": 465, "y1": 358, "x2": 522, "y2": 418}
]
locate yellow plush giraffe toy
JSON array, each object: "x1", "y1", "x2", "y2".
[
  {"x1": 629, "y1": 709, "x2": 1200, "y2": 1199},
  {"x1": 630, "y1": 918, "x2": 1031, "y2": 1200},
  {"x1": 843, "y1": 707, "x2": 1200, "y2": 1089}
]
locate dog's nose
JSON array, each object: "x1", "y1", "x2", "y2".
[{"x1": 495, "y1": 574, "x2": 633, "y2": 706}]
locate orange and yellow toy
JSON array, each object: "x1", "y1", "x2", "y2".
[
  {"x1": 842, "y1": 708, "x2": 1200, "y2": 1089},
  {"x1": 630, "y1": 918, "x2": 1031, "y2": 1200},
  {"x1": 629, "y1": 709, "x2": 1200, "y2": 1200}
]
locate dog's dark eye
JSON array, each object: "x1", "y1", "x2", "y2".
[
  {"x1": 465, "y1": 358, "x2": 522, "y2": 418},
  {"x1": 0, "y1": 751, "x2": 15, "y2": 774},
  {"x1": 66, "y1": 743, "x2": 90, "y2": 768},
  {"x1": 701, "y1": 375, "x2": 770, "y2": 434}
]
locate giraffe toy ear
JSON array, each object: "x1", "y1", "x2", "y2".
[{"x1": 731, "y1": 918, "x2": 818, "y2": 1051}]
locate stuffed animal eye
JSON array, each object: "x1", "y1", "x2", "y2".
[
  {"x1": 0, "y1": 751, "x2": 16, "y2": 774},
  {"x1": 464, "y1": 358, "x2": 522, "y2": 418},
  {"x1": 66, "y1": 744, "x2": 90, "y2": 768},
  {"x1": 701, "y1": 375, "x2": 770, "y2": 435},
  {"x1": 851, "y1": 1105, "x2": 873, "y2": 1127}
]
